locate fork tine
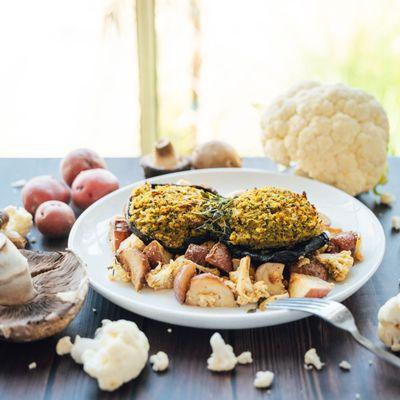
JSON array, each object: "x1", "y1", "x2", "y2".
[{"x1": 266, "y1": 302, "x2": 320, "y2": 313}]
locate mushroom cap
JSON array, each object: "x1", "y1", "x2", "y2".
[
  {"x1": 192, "y1": 140, "x2": 242, "y2": 169},
  {"x1": 0, "y1": 250, "x2": 88, "y2": 342}
]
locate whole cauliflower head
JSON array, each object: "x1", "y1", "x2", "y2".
[
  {"x1": 378, "y1": 293, "x2": 400, "y2": 351},
  {"x1": 261, "y1": 81, "x2": 389, "y2": 195}
]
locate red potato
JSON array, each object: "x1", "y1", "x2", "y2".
[
  {"x1": 71, "y1": 169, "x2": 119, "y2": 210},
  {"x1": 288, "y1": 273, "x2": 334, "y2": 298},
  {"x1": 60, "y1": 148, "x2": 107, "y2": 187},
  {"x1": 22, "y1": 175, "x2": 71, "y2": 214},
  {"x1": 35, "y1": 200, "x2": 76, "y2": 238}
]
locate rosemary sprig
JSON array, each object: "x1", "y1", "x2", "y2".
[{"x1": 194, "y1": 194, "x2": 233, "y2": 239}]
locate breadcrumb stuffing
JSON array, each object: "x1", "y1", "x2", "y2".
[
  {"x1": 339, "y1": 360, "x2": 352, "y2": 370},
  {"x1": 149, "y1": 351, "x2": 169, "y2": 372},
  {"x1": 237, "y1": 351, "x2": 253, "y2": 364},
  {"x1": 28, "y1": 362, "x2": 37, "y2": 370},
  {"x1": 253, "y1": 371, "x2": 274, "y2": 389},
  {"x1": 304, "y1": 348, "x2": 324, "y2": 370}
]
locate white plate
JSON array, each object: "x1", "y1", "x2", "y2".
[{"x1": 68, "y1": 168, "x2": 385, "y2": 329}]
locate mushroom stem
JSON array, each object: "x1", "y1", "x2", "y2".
[
  {"x1": 0, "y1": 233, "x2": 36, "y2": 305},
  {"x1": 153, "y1": 139, "x2": 178, "y2": 169}
]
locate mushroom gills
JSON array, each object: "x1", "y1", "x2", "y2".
[{"x1": 0, "y1": 246, "x2": 88, "y2": 342}]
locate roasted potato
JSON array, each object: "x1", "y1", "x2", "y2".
[
  {"x1": 255, "y1": 262, "x2": 286, "y2": 295},
  {"x1": 173, "y1": 262, "x2": 196, "y2": 304},
  {"x1": 143, "y1": 240, "x2": 172, "y2": 268},
  {"x1": 205, "y1": 242, "x2": 233, "y2": 273},
  {"x1": 185, "y1": 273, "x2": 236, "y2": 307},
  {"x1": 109, "y1": 216, "x2": 131, "y2": 252}
]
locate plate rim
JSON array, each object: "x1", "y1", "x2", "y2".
[{"x1": 68, "y1": 168, "x2": 385, "y2": 329}]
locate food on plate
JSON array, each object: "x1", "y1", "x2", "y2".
[
  {"x1": 316, "y1": 251, "x2": 354, "y2": 282},
  {"x1": 140, "y1": 138, "x2": 191, "y2": 178},
  {"x1": 0, "y1": 206, "x2": 33, "y2": 248},
  {"x1": 186, "y1": 273, "x2": 236, "y2": 307},
  {"x1": 143, "y1": 240, "x2": 172, "y2": 268},
  {"x1": 304, "y1": 348, "x2": 324, "y2": 370},
  {"x1": 255, "y1": 262, "x2": 286, "y2": 295},
  {"x1": 109, "y1": 217, "x2": 131, "y2": 252},
  {"x1": 288, "y1": 273, "x2": 334, "y2": 298},
  {"x1": 108, "y1": 182, "x2": 362, "y2": 310},
  {"x1": 34, "y1": 200, "x2": 76, "y2": 238},
  {"x1": 207, "y1": 332, "x2": 238, "y2": 371},
  {"x1": 261, "y1": 81, "x2": 389, "y2": 196},
  {"x1": 57, "y1": 319, "x2": 149, "y2": 391},
  {"x1": 253, "y1": 370, "x2": 274, "y2": 389},
  {"x1": 149, "y1": 351, "x2": 169, "y2": 372},
  {"x1": 116, "y1": 246, "x2": 149, "y2": 291},
  {"x1": 290, "y1": 257, "x2": 328, "y2": 281},
  {"x1": 377, "y1": 293, "x2": 400, "y2": 351},
  {"x1": 60, "y1": 148, "x2": 107, "y2": 187},
  {"x1": 173, "y1": 262, "x2": 196, "y2": 304},
  {"x1": 21, "y1": 175, "x2": 71, "y2": 214},
  {"x1": 192, "y1": 140, "x2": 242, "y2": 169},
  {"x1": 126, "y1": 183, "x2": 324, "y2": 252},
  {"x1": 71, "y1": 168, "x2": 119, "y2": 209},
  {"x1": 0, "y1": 235, "x2": 88, "y2": 341}
]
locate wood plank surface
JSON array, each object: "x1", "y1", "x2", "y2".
[{"x1": 0, "y1": 157, "x2": 399, "y2": 400}]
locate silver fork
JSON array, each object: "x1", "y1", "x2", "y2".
[{"x1": 267, "y1": 298, "x2": 400, "y2": 368}]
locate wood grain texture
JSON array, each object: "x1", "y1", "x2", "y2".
[{"x1": 0, "y1": 157, "x2": 399, "y2": 400}]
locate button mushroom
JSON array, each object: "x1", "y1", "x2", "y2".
[
  {"x1": 173, "y1": 262, "x2": 196, "y2": 304},
  {"x1": 192, "y1": 140, "x2": 242, "y2": 169},
  {"x1": 255, "y1": 262, "x2": 286, "y2": 295},
  {"x1": 0, "y1": 233, "x2": 88, "y2": 341},
  {"x1": 140, "y1": 139, "x2": 191, "y2": 178}
]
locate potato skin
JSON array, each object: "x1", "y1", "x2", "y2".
[
  {"x1": 22, "y1": 175, "x2": 71, "y2": 214},
  {"x1": 60, "y1": 148, "x2": 107, "y2": 186},
  {"x1": 71, "y1": 168, "x2": 119, "y2": 209},
  {"x1": 35, "y1": 200, "x2": 76, "y2": 238}
]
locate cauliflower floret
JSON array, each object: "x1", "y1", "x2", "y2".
[
  {"x1": 237, "y1": 351, "x2": 253, "y2": 364},
  {"x1": 58, "y1": 319, "x2": 149, "y2": 391},
  {"x1": 378, "y1": 293, "x2": 400, "y2": 351},
  {"x1": 304, "y1": 348, "x2": 324, "y2": 370},
  {"x1": 4, "y1": 206, "x2": 33, "y2": 237},
  {"x1": 229, "y1": 256, "x2": 270, "y2": 305},
  {"x1": 146, "y1": 260, "x2": 182, "y2": 290},
  {"x1": 108, "y1": 258, "x2": 130, "y2": 283},
  {"x1": 207, "y1": 332, "x2": 237, "y2": 371},
  {"x1": 261, "y1": 82, "x2": 389, "y2": 196},
  {"x1": 254, "y1": 370, "x2": 274, "y2": 389},
  {"x1": 149, "y1": 351, "x2": 169, "y2": 372},
  {"x1": 316, "y1": 250, "x2": 354, "y2": 281}
]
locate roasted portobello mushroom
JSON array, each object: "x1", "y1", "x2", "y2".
[{"x1": 125, "y1": 183, "x2": 327, "y2": 261}]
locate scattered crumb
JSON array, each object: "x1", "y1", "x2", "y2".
[
  {"x1": 339, "y1": 360, "x2": 351, "y2": 371},
  {"x1": 149, "y1": 351, "x2": 169, "y2": 372},
  {"x1": 92, "y1": 308, "x2": 97, "y2": 313},
  {"x1": 304, "y1": 348, "x2": 324, "y2": 370},
  {"x1": 380, "y1": 193, "x2": 396, "y2": 206},
  {"x1": 368, "y1": 360, "x2": 373, "y2": 366},
  {"x1": 56, "y1": 336, "x2": 73, "y2": 355},
  {"x1": 267, "y1": 389, "x2": 271, "y2": 395},
  {"x1": 11, "y1": 179, "x2": 27, "y2": 188},
  {"x1": 237, "y1": 351, "x2": 253, "y2": 364},
  {"x1": 355, "y1": 394, "x2": 361, "y2": 399},
  {"x1": 392, "y1": 216, "x2": 400, "y2": 231},
  {"x1": 304, "y1": 364, "x2": 313, "y2": 370},
  {"x1": 167, "y1": 328, "x2": 172, "y2": 333},
  {"x1": 28, "y1": 362, "x2": 37, "y2": 370},
  {"x1": 253, "y1": 370, "x2": 274, "y2": 389}
]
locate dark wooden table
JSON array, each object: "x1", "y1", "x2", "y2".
[{"x1": 0, "y1": 157, "x2": 399, "y2": 400}]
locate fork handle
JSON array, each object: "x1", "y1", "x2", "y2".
[{"x1": 350, "y1": 330, "x2": 400, "y2": 368}]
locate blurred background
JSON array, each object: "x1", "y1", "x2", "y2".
[{"x1": 1, "y1": 0, "x2": 400, "y2": 157}]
